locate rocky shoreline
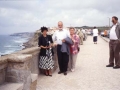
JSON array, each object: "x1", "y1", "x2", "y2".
[
  {"x1": 23, "y1": 30, "x2": 42, "y2": 49},
  {"x1": 0, "y1": 29, "x2": 53, "y2": 57}
]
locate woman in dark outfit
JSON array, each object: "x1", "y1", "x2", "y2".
[{"x1": 38, "y1": 26, "x2": 54, "y2": 76}]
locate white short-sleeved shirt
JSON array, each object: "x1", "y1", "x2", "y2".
[
  {"x1": 52, "y1": 29, "x2": 70, "y2": 45},
  {"x1": 93, "y1": 29, "x2": 98, "y2": 36},
  {"x1": 110, "y1": 24, "x2": 118, "y2": 40}
]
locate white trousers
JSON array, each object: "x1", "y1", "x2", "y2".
[{"x1": 69, "y1": 54, "x2": 78, "y2": 70}]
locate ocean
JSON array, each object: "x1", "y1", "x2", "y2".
[{"x1": 0, "y1": 35, "x2": 29, "y2": 56}]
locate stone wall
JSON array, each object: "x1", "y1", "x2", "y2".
[
  {"x1": 0, "y1": 56, "x2": 8, "y2": 85},
  {"x1": 0, "y1": 47, "x2": 58, "y2": 90}
]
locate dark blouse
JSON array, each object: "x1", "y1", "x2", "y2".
[{"x1": 38, "y1": 35, "x2": 53, "y2": 56}]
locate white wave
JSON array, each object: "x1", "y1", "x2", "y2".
[
  {"x1": 0, "y1": 50, "x2": 15, "y2": 56},
  {"x1": 4, "y1": 45, "x2": 19, "y2": 48},
  {"x1": 19, "y1": 43, "x2": 25, "y2": 49},
  {"x1": 13, "y1": 39, "x2": 28, "y2": 43},
  {"x1": 13, "y1": 40, "x2": 25, "y2": 43}
]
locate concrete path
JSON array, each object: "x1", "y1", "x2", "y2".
[
  {"x1": 100, "y1": 36, "x2": 110, "y2": 42},
  {"x1": 36, "y1": 36, "x2": 120, "y2": 90}
]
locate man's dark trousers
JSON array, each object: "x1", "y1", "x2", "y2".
[
  {"x1": 109, "y1": 40, "x2": 120, "y2": 66},
  {"x1": 57, "y1": 45, "x2": 69, "y2": 72}
]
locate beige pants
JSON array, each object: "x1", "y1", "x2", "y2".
[
  {"x1": 69, "y1": 54, "x2": 78, "y2": 70},
  {"x1": 80, "y1": 36, "x2": 83, "y2": 45}
]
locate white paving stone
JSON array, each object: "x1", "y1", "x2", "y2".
[{"x1": 37, "y1": 36, "x2": 120, "y2": 90}]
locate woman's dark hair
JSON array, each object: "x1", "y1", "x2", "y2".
[
  {"x1": 112, "y1": 16, "x2": 118, "y2": 21},
  {"x1": 40, "y1": 26, "x2": 48, "y2": 32}
]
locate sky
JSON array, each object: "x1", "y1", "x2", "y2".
[{"x1": 0, "y1": 0, "x2": 120, "y2": 34}]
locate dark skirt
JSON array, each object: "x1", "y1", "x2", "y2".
[{"x1": 93, "y1": 36, "x2": 97, "y2": 42}]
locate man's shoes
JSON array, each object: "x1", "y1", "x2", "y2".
[
  {"x1": 64, "y1": 72, "x2": 67, "y2": 75},
  {"x1": 106, "y1": 64, "x2": 114, "y2": 67},
  {"x1": 113, "y1": 66, "x2": 120, "y2": 69},
  {"x1": 58, "y1": 71, "x2": 63, "y2": 74}
]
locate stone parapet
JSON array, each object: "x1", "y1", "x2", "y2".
[
  {"x1": 0, "y1": 46, "x2": 58, "y2": 90},
  {"x1": 0, "y1": 57, "x2": 8, "y2": 85},
  {"x1": 6, "y1": 54, "x2": 32, "y2": 83}
]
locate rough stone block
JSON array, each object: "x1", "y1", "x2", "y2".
[
  {"x1": 0, "y1": 62, "x2": 7, "y2": 85},
  {"x1": 0, "y1": 68, "x2": 6, "y2": 85},
  {"x1": 7, "y1": 60, "x2": 31, "y2": 70},
  {"x1": 31, "y1": 52, "x2": 40, "y2": 74},
  {"x1": 6, "y1": 69, "x2": 31, "y2": 83}
]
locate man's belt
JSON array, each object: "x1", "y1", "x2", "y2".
[
  {"x1": 110, "y1": 39, "x2": 118, "y2": 41},
  {"x1": 57, "y1": 44, "x2": 62, "y2": 46}
]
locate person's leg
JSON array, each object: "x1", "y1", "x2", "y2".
[
  {"x1": 96, "y1": 36, "x2": 98, "y2": 44},
  {"x1": 48, "y1": 69, "x2": 52, "y2": 76},
  {"x1": 45, "y1": 70, "x2": 48, "y2": 76},
  {"x1": 57, "y1": 45, "x2": 63, "y2": 73},
  {"x1": 80, "y1": 37, "x2": 83, "y2": 45},
  {"x1": 62, "y1": 53, "x2": 69, "y2": 75},
  {"x1": 83, "y1": 34, "x2": 86, "y2": 41},
  {"x1": 80, "y1": 37, "x2": 81, "y2": 44},
  {"x1": 93, "y1": 36, "x2": 95, "y2": 44},
  {"x1": 68, "y1": 55, "x2": 72, "y2": 71},
  {"x1": 113, "y1": 40, "x2": 120, "y2": 67},
  {"x1": 71, "y1": 54, "x2": 78, "y2": 71},
  {"x1": 109, "y1": 41, "x2": 114, "y2": 65}
]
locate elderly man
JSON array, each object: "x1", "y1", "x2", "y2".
[
  {"x1": 106, "y1": 16, "x2": 120, "y2": 69},
  {"x1": 52, "y1": 21, "x2": 71, "y2": 75}
]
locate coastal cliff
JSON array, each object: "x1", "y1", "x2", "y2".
[{"x1": 23, "y1": 30, "x2": 42, "y2": 48}]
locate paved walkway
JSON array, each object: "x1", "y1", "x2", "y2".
[
  {"x1": 100, "y1": 36, "x2": 110, "y2": 42},
  {"x1": 37, "y1": 36, "x2": 120, "y2": 90}
]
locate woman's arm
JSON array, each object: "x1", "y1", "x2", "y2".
[
  {"x1": 49, "y1": 35, "x2": 54, "y2": 47},
  {"x1": 40, "y1": 46, "x2": 47, "y2": 49}
]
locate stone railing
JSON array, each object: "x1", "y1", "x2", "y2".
[{"x1": 0, "y1": 47, "x2": 58, "y2": 90}]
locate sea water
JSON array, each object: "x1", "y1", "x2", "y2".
[{"x1": 0, "y1": 35, "x2": 29, "y2": 56}]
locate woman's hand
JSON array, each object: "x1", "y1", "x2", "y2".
[
  {"x1": 62, "y1": 39, "x2": 65, "y2": 42},
  {"x1": 47, "y1": 46, "x2": 51, "y2": 48},
  {"x1": 43, "y1": 46, "x2": 47, "y2": 49},
  {"x1": 53, "y1": 43, "x2": 57, "y2": 47},
  {"x1": 41, "y1": 46, "x2": 47, "y2": 49},
  {"x1": 47, "y1": 44, "x2": 53, "y2": 48}
]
